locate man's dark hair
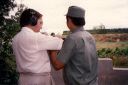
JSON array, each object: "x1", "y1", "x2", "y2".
[
  {"x1": 66, "y1": 16, "x2": 85, "y2": 26},
  {"x1": 20, "y1": 8, "x2": 42, "y2": 27}
]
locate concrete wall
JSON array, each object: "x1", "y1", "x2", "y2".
[
  {"x1": 98, "y1": 58, "x2": 128, "y2": 85},
  {"x1": 51, "y1": 58, "x2": 128, "y2": 85}
]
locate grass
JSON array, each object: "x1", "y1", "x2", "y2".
[{"x1": 96, "y1": 41, "x2": 128, "y2": 50}]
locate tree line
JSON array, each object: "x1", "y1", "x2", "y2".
[{"x1": 87, "y1": 28, "x2": 128, "y2": 34}]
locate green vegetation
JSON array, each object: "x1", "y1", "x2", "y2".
[
  {"x1": 0, "y1": 0, "x2": 26, "y2": 84},
  {"x1": 87, "y1": 28, "x2": 128, "y2": 34},
  {"x1": 86, "y1": 24, "x2": 128, "y2": 34},
  {"x1": 97, "y1": 47, "x2": 128, "y2": 67}
]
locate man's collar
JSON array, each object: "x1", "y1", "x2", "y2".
[{"x1": 71, "y1": 26, "x2": 84, "y2": 33}]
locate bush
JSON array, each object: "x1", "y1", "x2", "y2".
[
  {"x1": 0, "y1": 3, "x2": 26, "y2": 84},
  {"x1": 0, "y1": 22, "x2": 20, "y2": 84},
  {"x1": 97, "y1": 47, "x2": 128, "y2": 67}
]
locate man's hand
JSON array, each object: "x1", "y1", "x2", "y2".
[{"x1": 48, "y1": 50, "x2": 64, "y2": 70}]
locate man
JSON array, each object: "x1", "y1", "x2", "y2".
[
  {"x1": 12, "y1": 8, "x2": 63, "y2": 85},
  {"x1": 49, "y1": 6, "x2": 98, "y2": 85}
]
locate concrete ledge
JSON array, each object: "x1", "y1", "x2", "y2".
[
  {"x1": 113, "y1": 67, "x2": 128, "y2": 70},
  {"x1": 98, "y1": 58, "x2": 112, "y2": 60},
  {"x1": 51, "y1": 58, "x2": 128, "y2": 85},
  {"x1": 98, "y1": 58, "x2": 128, "y2": 85}
]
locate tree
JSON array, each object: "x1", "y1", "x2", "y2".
[
  {"x1": 0, "y1": 0, "x2": 16, "y2": 26},
  {"x1": 0, "y1": 0, "x2": 26, "y2": 84},
  {"x1": 92, "y1": 24, "x2": 107, "y2": 34}
]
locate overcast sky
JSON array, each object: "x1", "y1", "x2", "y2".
[{"x1": 16, "y1": 0, "x2": 128, "y2": 34}]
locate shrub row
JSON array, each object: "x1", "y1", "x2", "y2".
[{"x1": 97, "y1": 47, "x2": 128, "y2": 67}]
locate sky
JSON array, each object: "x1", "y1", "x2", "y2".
[{"x1": 15, "y1": 0, "x2": 128, "y2": 34}]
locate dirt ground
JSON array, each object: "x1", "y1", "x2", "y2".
[
  {"x1": 92, "y1": 33, "x2": 128, "y2": 50},
  {"x1": 93, "y1": 33, "x2": 128, "y2": 42}
]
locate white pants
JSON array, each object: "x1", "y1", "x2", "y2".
[{"x1": 19, "y1": 72, "x2": 55, "y2": 85}]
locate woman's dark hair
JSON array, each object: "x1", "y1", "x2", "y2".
[
  {"x1": 66, "y1": 16, "x2": 85, "y2": 26},
  {"x1": 20, "y1": 8, "x2": 43, "y2": 27}
]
